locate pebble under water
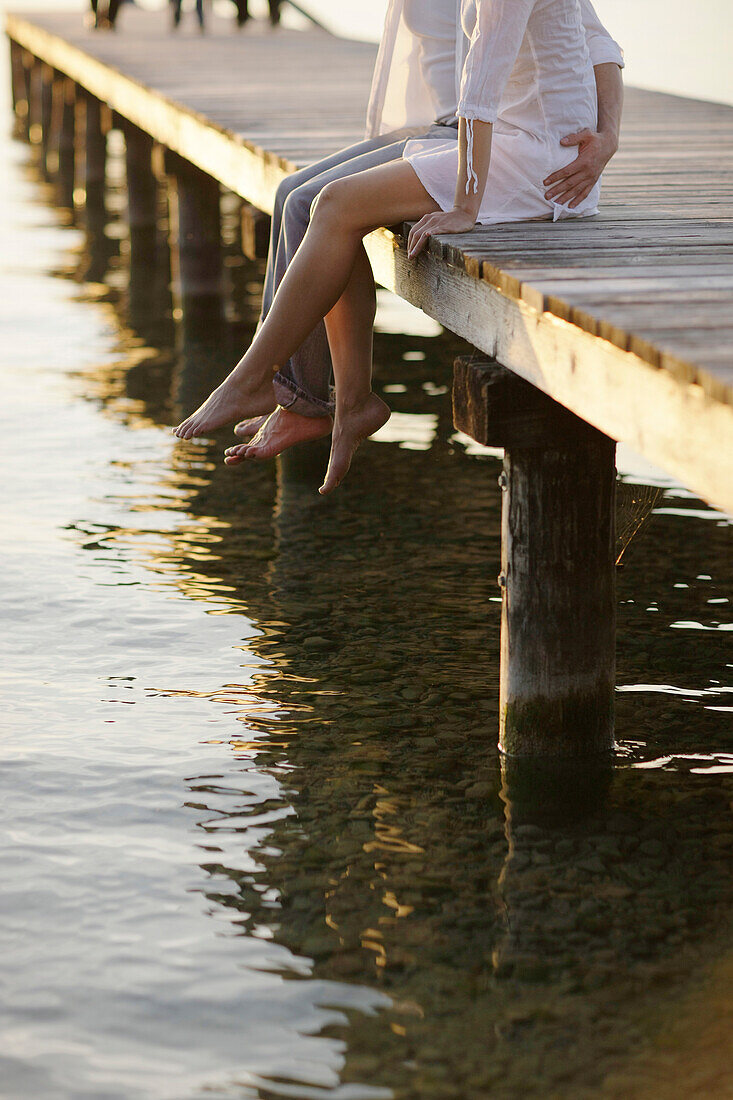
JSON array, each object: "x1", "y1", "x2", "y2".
[{"x1": 1, "y1": 58, "x2": 733, "y2": 1100}]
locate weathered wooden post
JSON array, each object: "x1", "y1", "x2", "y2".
[
  {"x1": 241, "y1": 202, "x2": 271, "y2": 262},
  {"x1": 9, "y1": 39, "x2": 27, "y2": 133},
  {"x1": 18, "y1": 49, "x2": 34, "y2": 140},
  {"x1": 82, "y1": 92, "x2": 107, "y2": 232},
  {"x1": 454, "y1": 356, "x2": 616, "y2": 818},
  {"x1": 124, "y1": 123, "x2": 158, "y2": 263},
  {"x1": 51, "y1": 74, "x2": 76, "y2": 209},
  {"x1": 26, "y1": 55, "x2": 43, "y2": 143},
  {"x1": 39, "y1": 63, "x2": 54, "y2": 177},
  {"x1": 165, "y1": 153, "x2": 226, "y2": 418},
  {"x1": 123, "y1": 122, "x2": 167, "y2": 328},
  {"x1": 165, "y1": 151, "x2": 224, "y2": 338}
]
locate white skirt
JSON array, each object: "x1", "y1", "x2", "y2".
[{"x1": 403, "y1": 126, "x2": 601, "y2": 225}]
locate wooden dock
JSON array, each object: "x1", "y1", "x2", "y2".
[{"x1": 6, "y1": 6, "x2": 732, "y2": 789}]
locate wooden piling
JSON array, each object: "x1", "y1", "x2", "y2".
[
  {"x1": 124, "y1": 124, "x2": 156, "y2": 229},
  {"x1": 123, "y1": 121, "x2": 168, "y2": 327},
  {"x1": 241, "y1": 203, "x2": 271, "y2": 262},
  {"x1": 83, "y1": 92, "x2": 107, "y2": 230},
  {"x1": 165, "y1": 151, "x2": 224, "y2": 334},
  {"x1": 51, "y1": 74, "x2": 76, "y2": 209},
  {"x1": 39, "y1": 62, "x2": 54, "y2": 176},
  {"x1": 454, "y1": 356, "x2": 617, "y2": 766},
  {"x1": 19, "y1": 49, "x2": 34, "y2": 140},
  {"x1": 124, "y1": 122, "x2": 157, "y2": 256},
  {"x1": 26, "y1": 55, "x2": 43, "y2": 143},
  {"x1": 9, "y1": 39, "x2": 26, "y2": 126}
]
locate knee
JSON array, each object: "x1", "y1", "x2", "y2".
[
  {"x1": 282, "y1": 183, "x2": 314, "y2": 231},
  {"x1": 273, "y1": 174, "x2": 300, "y2": 220},
  {"x1": 310, "y1": 179, "x2": 351, "y2": 225}
]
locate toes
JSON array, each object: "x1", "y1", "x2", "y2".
[
  {"x1": 177, "y1": 419, "x2": 196, "y2": 439},
  {"x1": 224, "y1": 443, "x2": 250, "y2": 464},
  {"x1": 319, "y1": 467, "x2": 342, "y2": 495},
  {"x1": 233, "y1": 417, "x2": 264, "y2": 439},
  {"x1": 319, "y1": 454, "x2": 346, "y2": 495},
  {"x1": 224, "y1": 444, "x2": 245, "y2": 456}
]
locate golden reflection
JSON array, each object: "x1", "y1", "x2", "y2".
[{"x1": 382, "y1": 890, "x2": 415, "y2": 919}]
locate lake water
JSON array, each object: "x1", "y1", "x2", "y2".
[{"x1": 1, "y1": 7, "x2": 733, "y2": 1100}]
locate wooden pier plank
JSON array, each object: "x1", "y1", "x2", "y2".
[{"x1": 5, "y1": 6, "x2": 733, "y2": 511}]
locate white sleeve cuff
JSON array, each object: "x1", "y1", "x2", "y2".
[
  {"x1": 588, "y1": 41, "x2": 625, "y2": 68},
  {"x1": 457, "y1": 104, "x2": 499, "y2": 125}
]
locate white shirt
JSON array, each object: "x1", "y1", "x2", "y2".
[
  {"x1": 366, "y1": 0, "x2": 624, "y2": 139},
  {"x1": 402, "y1": 0, "x2": 457, "y2": 123}
]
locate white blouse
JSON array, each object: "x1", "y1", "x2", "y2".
[{"x1": 365, "y1": 0, "x2": 624, "y2": 139}]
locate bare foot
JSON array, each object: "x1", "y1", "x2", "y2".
[
  {"x1": 224, "y1": 406, "x2": 332, "y2": 465},
  {"x1": 233, "y1": 414, "x2": 270, "y2": 440},
  {"x1": 173, "y1": 365, "x2": 276, "y2": 440},
  {"x1": 319, "y1": 393, "x2": 390, "y2": 495}
]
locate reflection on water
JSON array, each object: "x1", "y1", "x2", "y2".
[{"x1": 2, "y1": 51, "x2": 733, "y2": 1100}]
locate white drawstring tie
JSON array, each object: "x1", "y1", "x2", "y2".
[{"x1": 465, "y1": 118, "x2": 479, "y2": 195}]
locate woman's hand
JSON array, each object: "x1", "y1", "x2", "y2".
[{"x1": 407, "y1": 208, "x2": 477, "y2": 259}]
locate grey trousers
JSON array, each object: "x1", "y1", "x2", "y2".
[{"x1": 267, "y1": 124, "x2": 457, "y2": 418}]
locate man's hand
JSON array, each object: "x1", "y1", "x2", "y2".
[
  {"x1": 543, "y1": 128, "x2": 617, "y2": 209},
  {"x1": 407, "y1": 208, "x2": 476, "y2": 259}
]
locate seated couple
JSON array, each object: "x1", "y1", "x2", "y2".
[{"x1": 173, "y1": 0, "x2": 624, "y2": 495}]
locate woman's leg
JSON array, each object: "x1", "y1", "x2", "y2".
[
  {"x1": 173, "y1": 159, "x2": 437, "y2": 442},
  {"x1": 318, "y1": 243, "x2": 385, "y2": 493},
  {"x1": 225, "y1": 243, "x2": 377, "y2": 462},
  {"x1": 232, "y1": 134, "x2": 411, "y2": 440}
]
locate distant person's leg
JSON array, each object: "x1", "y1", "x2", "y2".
[
  {"x1": 94, "y1": 0, "x2": 113, "y2": 28},
  {"x1": 107, "y1": 0, "x2": 122, "y2": 27},
  {"x1": 269, "y1": 0, "x2": 281, "y2": 27},
  {"x1": 233, "y1": 1, "x2": 249, "y2": 28},
  {"x1": 196, "y1": 0, "x2": 204, "y2": 29},
  {"x1": 231, "y1": 133, "x2": 412, "y2": 443},
  {"x1": 170, "y1": 0, "x2": 182, "y2": 28}
]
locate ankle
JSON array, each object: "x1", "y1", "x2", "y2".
[
  {"x1": 336, "y1": 390, "x2": 374, "y2": 415},
  {"x1": 231, "y1": 355, "x2": 275, "y2": 382}
]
